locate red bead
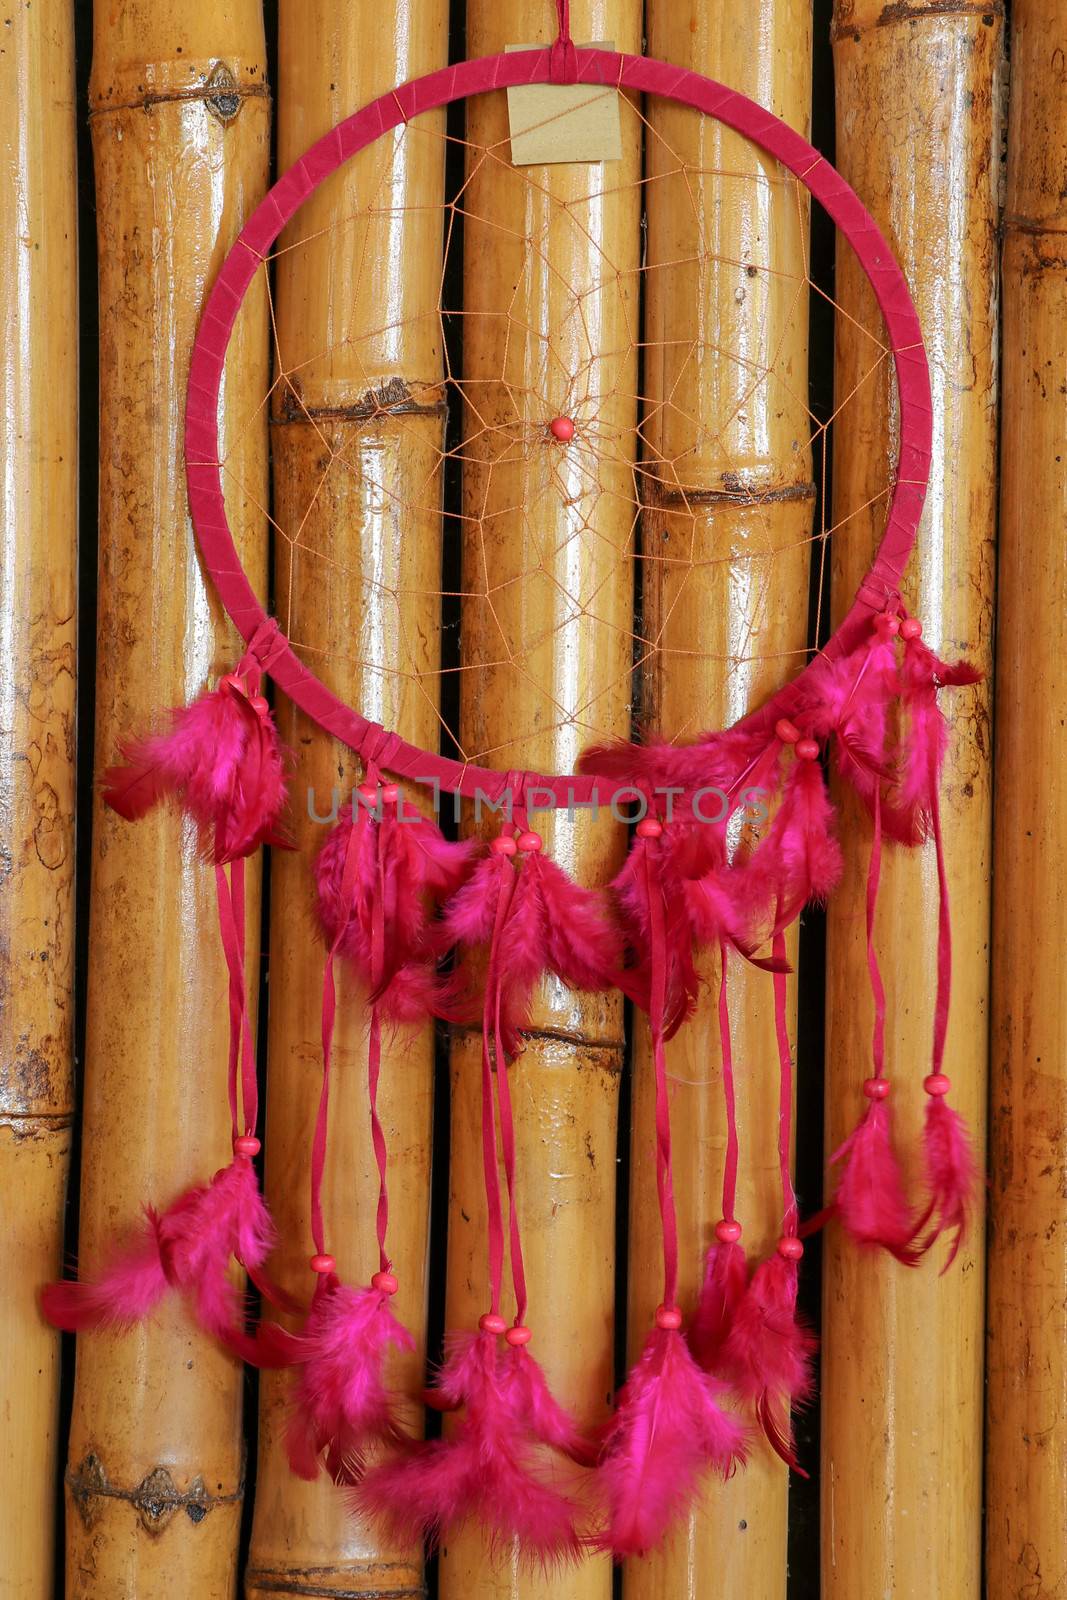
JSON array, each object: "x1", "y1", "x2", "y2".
[
  {"x1": 219, "y1": 672, "x2": 247, "y2": 695},
  {"x1": 505, "y1": 1324, "x2": 533, "y2": 1346},
  {"x1": 371, "y1": 1270, "x2": 399, "y2": 1295},
  {"x1": 380, "y1": 783, "x2": 400, "y2": 804},
  {"x1": 777, "y1": 1236, "x2": 804, "y2": 1261},
  {"x1": 249, "y1": 694, "x2": 270, "y2": 716},
  {"x1": 490, "y1": 834, "x2": 518, "y2": 857},
  {"x1": 357, "y1": 783, "x2": 378, "y2": 804},
  {"x1": 234, "y1": 1135, "x2": 261, "y2": 1157},
  {"x1": 479, "y1": 1312, "x2": 507, "y2": 1335},
  {"x1": 796, "y1": 738, "x2": 820, "y2": 761},
  {"x1": 924, "y1": 1072, "x2": 951, "y2": 1097},
  {"x1": 874, "y1": 612, "x2": 901, "y2": 637},
  {"x1": 655, "y1": 1304, "x2": 683, "y2": 1331},
  {"x1": 863, "y1": 1076, "x2": 891, "y2": 1100},
  {"x1": 636, "y1": 817, "x2": 662, "y2": 839},
  {"x1": 549, "y1": 416, "x2": 576, "y2": 442},
  {"x1": 900, "y1": 617, "x2": 923, "y2": 641},
  {"x1": 775, "y1": 718, "x2": 800, "y2": 744},
  {"x1": 714, "y1": 1219, "x2": 742, "y2": 1244},
  {"x1": 310, "y1": 1253, "x2": 335, "y2": 1274},
  {"x1": 516, "y1": 830, "x2": 542, "y2": 853}
]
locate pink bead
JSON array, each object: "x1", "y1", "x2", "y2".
[
  {"x1": 233, "y1": 1135, "x2": 261, "y2": 1157},
  {"x1": 715, "y1": 1219, "x2": 742, "y2": 1244},
  {"x1": 874, "y1": 612, "x2": 901, "y2": 638},
  {"x1": 655, "y1": 1305, "x2": 683, "y2": 1331},
  {"x1": 863, "y1": 1076, "x2": 891, "y2": 1100},
  {"x1": 775, "y1": 718, "x2": 800, "y2": 744},
  {"x1": 549, "y1": 416, "x2": 576, "y2": 442},
  {"x1": 310, "y1": 1253, "x2": 335, "y2": 1275},
  {"x1": 924, "y1": 1072, "x2": 951, "y2": 1097},
  {"x1": 517, "y1": 830, "x2": 542, "y2": 853},
  {"x1": 636, "y1": 817, "x2": 662, "y2": 839},
  {"x1": 777, "y1": 1236, "x2": 804, "y2": 1261},
  {"x1": 505, "y1": 1324, "x2": 533, "y2": 1346},
  {"x1": 381, "y1": 783, "x2": 400, "y2": 804},
  {"x1": 490, "y1": 834, "x2": 518, "y2": 857},
  {"x1": 796, "y1": 738, "x2": 820, "y2": 761},
  {"x1": 249, "y1": 694, "x2": 270, "y2": 716},
  {"x1": 479, "y1": 1312, "x2": 507, "y2": 1335},
  {"x1": 357, "y1": 783, "x2": 378, "y2": 804},
  {"x1": 371, "y1": 1270, "x2": 399, "y2": 1295},
  {"x1": 901, "y1": 617, "x2": 923, "y2": 641},
  {"x1": 219, "y1": 672, "x2": 247, "y2": 695}
]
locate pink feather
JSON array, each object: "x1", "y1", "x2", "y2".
[
  {"x1": 829, "y1": 1099, "x2": 920, "y2": 1265},
  {"x1": 259, "y1": 1278, "x2": 415, "y2": 1483},
  {"x1": 356, "y1": 1331, "x2": 588, "y2": 1562},
  {"x1": 315, "y1": 801, "x2": 478, "y2": 1022},
  {"x1": 43, "y1": 1157, "x2": 276, "y2": 1355},
  {"x1": 437, "y1": 850, "x2": 619, "y2": 1055},
  {"x1": 912, "y1": 1095, "x2": 980, "y2": 1270},
  {"x1": 594, "y1": 1326, "x2": 747, "y2": 1558},
  {"x1": 102, "y1": 677, "x2": 289, "y2": 862},
  {"x1": 610, "y1": 835, "x2": 701, "y2": 1038},
  {"x1": 887, "y1": 636, "x2": 982, "y2": 845},
  {"x1": 688, "y1": 1239, "x2": 748, "y2": 1371},
  {"x1": 717, "y1": 1253, "x2": 816, "y2": 1474},
  {"x1": 744, "y1": 756, "x2": 842, "y2": 934}
]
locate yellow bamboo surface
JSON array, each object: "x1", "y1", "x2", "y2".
[
  {"x1": 245, "y1": 6, "x2": 449, "y2": 1597},
  {"x1": 986, "y1": 0, "x2": 1067, "y2": 1592},
  {"x1": 624, "y1": 5, "x2": 814, "y2": 1596},
  {"x1": 823, "y1": 3, "x2": 1000, "y2": 1596},
  {"x1": 64, "y1": 7, "x2": 270, "y2": 1595},
  {"x1": 0, "y1": 2, "x2": 78, "y2": 1595},
  {"x1": 438, "y1": 3, "x2": 639, "y2": 1596}
]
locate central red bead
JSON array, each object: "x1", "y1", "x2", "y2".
[{"x1": 549, "y1": 415, "x2": 576, "y2": 442}]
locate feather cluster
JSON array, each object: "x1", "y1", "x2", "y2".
[
  {"x1": 256, "y1": 1277, "x2": 415, "y2": 1483},
  {"x1": 828, "y1": 1098, "x2": 920, "y2": 1265},
  {"x1": 42, "y1": 1156, "x2": 275, "y2": 1355},
  {"x1": 356, "y1": 1331, "x2": 591, "y2": 1562},
  {"x1": 437, "y1": 848, "x2": 621, "y2": 1056},
  {"x1": 914, "y1": 1095, "x2": 980, "y2": 1269},
  {"x1": 715, "y1": 1253, "x2": 816, "y2": 1473},
  {"x1": 102, "y1": 675, "x2": 289, "y2": 862},
  {"x1": 593, "y1": 1326, "x2": 746, "y2": 1558},
  {"x1": 314, "y1": 797, "x2": 478, "y2": 1022}
]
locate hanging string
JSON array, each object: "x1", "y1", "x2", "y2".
[
  {"x1": 479, "y1": 854, "x2": 515, "y2": 1321},
  {"x1": 928, "y1": 766, "x2": 952, "y2": 1081},
  {"x1": 772, "y1": 927, "x2": 799, "y2": 1237},
  {"x1": 550, "y1": 0, "x2": 578, "y2": 83},
  {"x1": 717, "y1": 942, "x2": 739, "y2": 1228},
  {"x1": 644, "y1": 832, "x2": 679, "y2": 1312},
  {"x1": 866, "y1": 787, "x2": 887, "y2": 1081},
  {"x1": 215, "y1": 857, "x2": 257, "y2": 1141}
]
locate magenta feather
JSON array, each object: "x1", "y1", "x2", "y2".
[
  {"x1": 745, "y1": 756, "x2": 842, "y2": 934},
  {"x1": 437, "y1": 850, "x2": 620, "y2": 1055},
  {"x1": 356, "y1": 1331, "x2": 589, "y2": 1562},
  {"x1": 688, "y1": 1239, "x2": 748, "y2": 1371},
  {"x1": 717, "y1": 1254, "x2": 816, "y2": 1474},
  {"x1": 829, "y1": 1099, "x2": 920, "y2": 1265},
  {"x1": 315, "y1": 801, "x2": 478, "y2": 1022},
  {"x1": 102, "y1": 677, "x2": 289, "y2": 862},
  {"x1": 610, "y1": 835, "x2": 701, "y2": 1038},
  {"x1": 912, "y1": 1095, "x2": 980, "y2": 1270},
  {"x1": 42, "y1": 1157, "x2": 276, "y2": 1354},
  {"x1": 258, "y1": 1278, "x2": 415, "y2": 1483},
  {"x1": 594, "y1": 1326, "x2": 747, "y2": 1558},
  {"x1": 888, "y1": 636, "x2": 983, "y2": 845}
]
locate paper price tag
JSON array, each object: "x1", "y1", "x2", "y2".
[{"x1": 506, "y1": 43, "x2": 622, "y2": 166}]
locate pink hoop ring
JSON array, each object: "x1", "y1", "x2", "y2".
[{"x1": 186, "y1": 48, "x2": 931, "y2": 810}]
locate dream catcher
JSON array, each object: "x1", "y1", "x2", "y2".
[{"x1": 45, "y1": 1, "x2": 979, "y2": 1563}]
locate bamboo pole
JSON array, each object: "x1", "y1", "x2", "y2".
[
  {"x1": 245, "y1": 7, "x2": 449, "y2": 1598},
  {"x1": 822, "y1": 5, "x2": 1000, "y2": 1597},
  {"x1": 64, "y1": 9, "x2": 270, "y2": 1595},
  {"x1": 0, "y1": 3, "x2": 78, "y2": 1595},
  {"x1": 986, "y1": 1, "x2": 1067, "y2": 1591},
  {"x1": 438, "y1": 3, "x2": 640, "y2": 1595},
  {"x1": 624, "y1": 6, "x2": 814, "y2": 1596}
]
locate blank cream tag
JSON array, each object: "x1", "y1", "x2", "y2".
[{"x1": 506, "y1": 43, "x2": 623, "y2": 166}]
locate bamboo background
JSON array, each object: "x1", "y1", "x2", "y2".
[{"x1": 2, "y1": 0, "x2": 1062, "y2": 1596}]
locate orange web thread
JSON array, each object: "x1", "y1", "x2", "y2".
[{"x1": 216, "y1": 84, "x2": 894, "y2": 770}]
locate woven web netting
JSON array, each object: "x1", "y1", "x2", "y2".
[{"x1": 218, "y1": 82, "x2": 894, "y2": 781}]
